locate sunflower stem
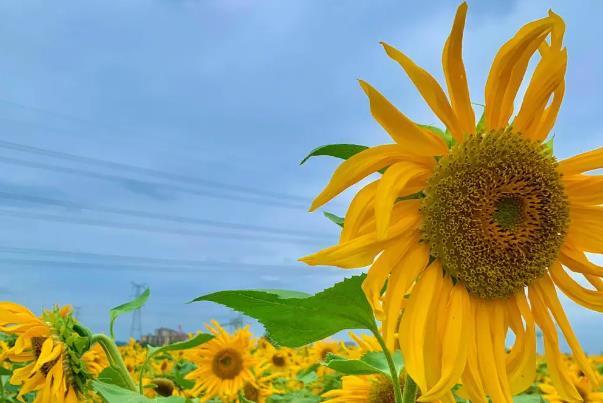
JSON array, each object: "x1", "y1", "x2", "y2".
[
  {"x1": 401, "y1": 373, "x2": 418, "y2": 403},
  {"x1": 91, "y1": 333, "x2": 137, "y2": 392},
  {"x1": 373, "y1": 331, "x2": 403, "y2": 403}
]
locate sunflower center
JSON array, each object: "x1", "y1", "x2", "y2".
[
  {"x1": 272, "y1": 353, "x2": 286, "y2": 367},
  {"x1": 320, "y1": 348, "x2": 334, "y2": 360},
  {"x1": 152, "y1": 378, "x2": 175, "y2": 397},
  {"x1": 421, "y1": 130, "x2": 569, "y2": 299},
  {"x1": 212, "y1": 348, "x2": 244, "y2": 380},
  {"x1": 244, "y1": 382, "x2": 260, "y2": 401},
  {"x1": 368, "y1": 375, "x2": 403, "y2": 403}
]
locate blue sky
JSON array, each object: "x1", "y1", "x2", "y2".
[{"x1": 0, "y1": 0, "x2": 600, "y2": 352}]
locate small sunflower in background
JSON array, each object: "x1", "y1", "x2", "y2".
[
  {"x1": 322, "y1": 373, "x2": 404, "y2": 403},
  {"x1": 0, "y1": 303, "x2": 90, "y2": 402},
  {"x1": 81, "y1": 343, "x2": 108, "y2": 377},
  {"x1": 302, "y1": 2, "x2": 602, "y2": 402},
  {"x1": 184, "y1": 320, "x2": 255, "y2": 401}
]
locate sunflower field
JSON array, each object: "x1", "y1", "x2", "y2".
[{"x1": 1, "y1": 2, "x2": 602, "y2": 402}]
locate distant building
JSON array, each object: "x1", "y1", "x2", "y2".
[{"x1": 140, "y1": 327, "x2": 187, "y2": 346}]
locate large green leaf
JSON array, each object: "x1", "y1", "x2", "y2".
[
  {"x1": 192, "y1": 275, "x2": 378, "y2": 347},
  {"x1": 109, "y1": 288, "x2": 150, "y2": 339},
  {"x1": 324, "y1": 351, "x2": 403, "y2": 378},
  {"x1": 91, "y1": 381, "x2": 185, "y2": 403},
  {"x1": 300, "y1": 144, "x2": 368, "y2": 165}
]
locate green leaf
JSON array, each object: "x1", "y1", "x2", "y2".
[
  {"x1": 91, "y1": 381, "x2": 185, "y2": 402},
  {"x1": 512, "y1": 395, "x2": 543, "y2": 403},
  {"x1": 324, "y1": 351, "x2": 403, "y2": 378},
  {"x1": 0, "y1": 367, "x2": 11, "y2": 376},
  {"x1": 476, "y1": 111, "x2": 486, "y2": 133},
  {"x1": 98, "y1": 366, "x2": 135, "y2": 390},
  {"x1": 543, "y1": 135, "x2": 555, "y2": 156},
  {"x1": 147, "y1": 333, "x2": 213, "y2": 357},
  {"x1": 300, "y1": 144, "x2": 368, "y2": 165},
  {"x1": 419, "y1": 124, "x2": 454, "y2": 148},
  {"x1": 109, "y1": 288, "x2": 150, "y2": 339},
  {"x1": 323, "y1": 211, "x2": 344, "y2": 227},
  {"x1": 268, "y1": 391, "x2": 321, "y2": 403},
  {"x1": 192, "y1": 275, "x2": 378, "y2": 347}
]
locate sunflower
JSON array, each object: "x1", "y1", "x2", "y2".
[
  {"x1": 301, "y1": 3, "x2": 602, "y2": 402},
  {"x1": 184, "y1": 321, "x2": 255, "y2": 402},
  {"x1": 0, "y1": 303, "x2": 88, "y2": 402},
  {"x1": 82, "y1": 343, "x2": 108, "y2": 377},
  {"x1": 322, "y1": 374, "x2": 403, "y2": 403}
]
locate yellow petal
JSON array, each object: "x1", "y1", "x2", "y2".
[
  {"x1": 374, "y1": 160, "x2": 432, "y2": 238},
  {"x1": 475, "y1": 301, "x2": 512, "y2": 403},
  {"x1": 534, "y1": 274, "x2": 599, "y2": 386},
  {"x1": 563, "y1": 174, "x2": 603, "y2": 206},
  {"x1": 559, "y1": 242, "x2": 603, "y2": 277},
  {"x1": 32, "y1": 338, "x2": 62, "y2": 374},
  {"x1": 558, "y1": 147, "x2": 603, "y2": 175},
  {"x1": 358, "y1": 80, "x2": 449, "y2": 155},
  {"x1": 514, "y1": 48, "x2": 567, "y2": 141},
  {"x1": 419, "y1": 283, "x2": 471, "y2": 402},
  {"x1": 398, "y1": 261, "x2": 444, "y2": 392},
  {"x1": 506, "y1": 293, "x2": 536, "y2": 394},
  {"x1": 442, "y1": 2, "x2": 475, "y2": 135},
  {"x1": 340, "y1": 181, "x2": 378, "y2": 243},
  {"x1": 300, "y1": 201, "x2": 421, "y2": 268},
  {"x1": 381, "y1": 42, "x2": 465, "y2": 142},
  {"x1": 528, "y1": 285, "x2": 582, "y2": 402},
  {"x1": 381, "y1": 238, "x2": 429, "y2": 349},
  {"x1": 361, "y1": 234, "x2": 417, "y2": 320},
  {"x1": 566, "y1": 205, "x2": 603, "y2": 253},
  {"x1": 484, "y1": 16, "x2": 554, "y2": 130},
  {"x1": 309, "y1": 144, "x2": 421, "y2": 211},
  {"x1": 550, "y1": 261, "x2": 603, "y2": 312}
]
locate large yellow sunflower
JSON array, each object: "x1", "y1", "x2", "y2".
[
  {"x1": 0, "y1": 303, "x2": 83, "y2": 402},
  {"x1": 184, "y1": 321, "x2": 255, "y2": 402},
  {"x1": 301, "y1": 3, "x2": 602, "y2": 402}
]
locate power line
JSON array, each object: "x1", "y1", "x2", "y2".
[
  {"x1": 0, "y1": 245, "x2": 301, "y2": 270},
  {"x1": 0, "y1": 191, "x2": 331, "y2": 240},
  {"x1": 0, "y1": 139, "x2": 310, "y2": 203},
  {"x1": 0, "y1": 155, "x2": 307, "y2": 210},
  {"x1": 0, "y1": 208, "x2": 326, "y2": 245}
]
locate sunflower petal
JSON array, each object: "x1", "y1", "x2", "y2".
[
  {"x1": 558, "y1": 147, "x2": 603, "y2": 175},
  {"x1": 550, "y1": 261, "x2": 603, "y2": 312},
  {"x1": 442, "y1": 2, "x2": 475, "y2": 135},
  {"x1": 419, "y1": 283, "x2": 470, "y2": 402},
  {"x1": 309, "y1": 144, "x2": 421, "y2": 211},
  {"x1": 374, "y1": 161, "x2": 432, "y2": 238},
  {"x1": 506, "y1": 293, "x2": 536, "y2": 394},
  {"x1": 381, "y1": 42, "x2": 465, "y2": 142},
  {"x1": 563, "y1": 174, "x2": 603, "y2": 206},
  {"x1": 566, "y1": 206, "x2": 603, "y2": 253},
  {"x1": 528, "y1": 285, "x2": 582, "y2": 402},
  {"x1": 534, "y1": 274, "x2": 599, "y2": 385},
  {"x1": 484, "y1": 16, "x2": 554, "y2": 130},
  {"x1": 559, "y1": 242, "x2": 603, "y2": 277},
  {"x1": 358, "y1": 80, "x2": 449, "y2": 156},
  {"x1": 398, "y1": 262, "x2": 444, "y2": 392},
  {"x1": 340, "y1": 181, "x2": 378, "y2": 243}
]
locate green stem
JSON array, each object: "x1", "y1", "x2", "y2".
[
  {"x1": 91, "y1": 334, "x2": 137, "y2": 392},
  {"x1": 373, "y1": 330, "x2": 403, "y2": 403},
  {"x1": 401, "y1": 373, "x2": 418, "y2": 403}
]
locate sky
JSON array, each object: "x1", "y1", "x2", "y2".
[{"x1": 0, "y1": 0, "x2": 600, "y2": 352}]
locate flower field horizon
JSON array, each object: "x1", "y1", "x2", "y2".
[{"x1": 1, "y1": 1, "x2": 602, "y2": 402}]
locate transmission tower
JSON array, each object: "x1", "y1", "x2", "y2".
[
  {"x1": 129, "y1": 282, "x2": 147, "y2": 340},
  {"x1": 220, "y1": 314, "x2": 244, "y2": 330}
]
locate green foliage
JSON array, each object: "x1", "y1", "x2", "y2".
[
  {"x1": 267, "y1": 390, "x2": 321, "y2": 403},
  {"x1": 300, "y1": 144, "x2": 368, "y2": 165},
  {"x1": 543, "y1": 135, "x2": 555, "y2": 156},
  {"x1": 419, "y1": 124, "x2": 455, "y2": 148},
  {"x1": 323, "y1": 211, "x2": 344, "y2": 227},
  {"x1": 512, "y1": 394, "x2": 545, "y2": 402},
  {"x1": 109, "y1": 288, "x2": 150, "y2": 339},
  {"x1": 92, "y1": 381, "x2": 185, "y2": 403},
  {"x1": 99, "y1": 366, "x2": 135, "y2": 390},
  {"x1": 324, "y1": 351, "x2": 403, "y2": 378},
  {"x1": 192, "y1": 275, "x2": 378, "y2": 347}
]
